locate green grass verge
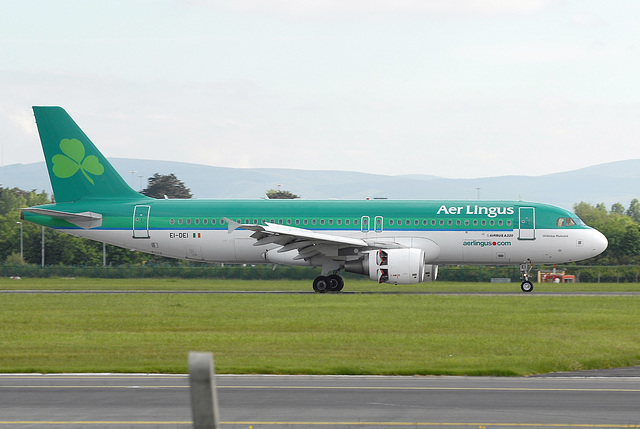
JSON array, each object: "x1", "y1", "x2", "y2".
[
  {"x1": 3, "y1": 277, "x2": 640, "y2": 292},
  {"x1": 1, "y1": 280, "x2": 639, "y2": 375}
]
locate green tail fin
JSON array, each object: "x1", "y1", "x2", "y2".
[{"x1": 33, "y1": 106, "x2": 145, "y2": 203}]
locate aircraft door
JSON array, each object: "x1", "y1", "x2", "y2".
[
  {"x1": 361, "y1": 216, "x2": 370, "y2": 233},
  {"x1": 518, "y1": 207, "x2": 536, "y2": 240},
  {"x1": 133, "y1": 205, "x2": 151, "y2": 239},
  {"x1": 374, "y1": 216, "x2": 384, "y2": 233}
]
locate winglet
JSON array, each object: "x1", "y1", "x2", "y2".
[
  {"x1": 223, "y1": 218, "x2": 268, "y2": 234},
  {"x1": 222, "y1": 217, "x2": 240, "y2": 234}
]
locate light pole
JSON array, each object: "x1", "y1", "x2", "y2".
[
  {"x1": 41, "y1": 226, "x2": 45, "y2": 268},
  {"x1": 16, "y1": 221, "x2": 23, "y2": 260}
]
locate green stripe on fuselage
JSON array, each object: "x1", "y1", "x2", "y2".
[{"x1": 24, "y1": 199, "x2": 587, "y2": 233}]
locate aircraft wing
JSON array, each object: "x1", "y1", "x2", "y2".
[
  {"x1": 223, "y1": 217, "x2": 383, "y2": 260},
  {"x1": 22, "y1": 208, "x2": 103, "y2": 229}
]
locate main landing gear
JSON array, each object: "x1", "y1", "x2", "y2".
[
  {"x1": 519, "y1": 259, "x2": 534, "y2": 293},
  {"x1": 313, "y1": 274, "x2": 344, "y2": 293}
]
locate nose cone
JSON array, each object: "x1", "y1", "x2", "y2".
[{"x1": 590, "y1": 229, "x2": 608, "y2": 257}]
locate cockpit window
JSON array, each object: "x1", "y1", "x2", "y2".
[{"x1": 557, "y1": 217, "x2": 578, "y2": 227}]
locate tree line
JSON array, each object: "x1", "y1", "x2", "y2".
[
  {"x1": 1, "y1": 175, "x2": 637, "y2": 266},
  {"x1": 572, "y1": 200, "x2": 640, "y2": 265},
  {"x1": 1, "y1": 173, "x2": 192, "y2": 266}
]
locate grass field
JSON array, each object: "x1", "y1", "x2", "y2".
[
  {"x1": 4, "y1": 276, "x2": 640, "y2": 292},
  {"x1": 1, "y1": 278, "x2": 639, "y2": 375}
]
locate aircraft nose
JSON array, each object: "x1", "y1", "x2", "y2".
[{"x1": 590, "y1": 229, "x2": 608, "y2": 257}]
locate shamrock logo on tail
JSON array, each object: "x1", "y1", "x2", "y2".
[{"x1": 52, "y1": 139, "x2": 105, "y2": 185}]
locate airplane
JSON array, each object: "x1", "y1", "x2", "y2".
[{"x1": 21, "y1": 106, "x2": 608, "y2": 293}]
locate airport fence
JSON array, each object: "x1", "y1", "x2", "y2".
[{"x1": 2, "y1": 263, "x2": 640, "y2": 283}]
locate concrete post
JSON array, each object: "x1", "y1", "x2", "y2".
[{"x1": 188, "y1": 352, "x2": 220, "y2": 429}]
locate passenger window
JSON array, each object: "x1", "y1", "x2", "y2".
[
  {"x1": 557, "y1": 218, "x2": 565, "y2": 227},
  {"x1": 406, "y1": 220, "x2": 411, "y2": 226},
  {"x1": 170, "y1": 219, "x2": 175, "y2": 225},
  {"x1": 203, "y1": 219, "x2": 208, "y2": 225},
  {"x1": 337, "y1": 219, "x2": 342, "y2": 225},
  {"x1": 212, "y1": 219, "x2": 216, "y2": 225},
  {"x1": 389, "y1": 219, "x2": 394, "y2": 225},
  {"x1": 186, "y1": 219, "x2": 192, "y2": 225},
  {"x1": 464, "y1": 220, "x2": 470, "y2": 226},
  {"x1": 328, "y1": 220, "x2": 333, "y2": 225},
  {"x1": 448, "y1": 220, "x2": 453, "y2": 226},
  {"x1": 195, "y1": 219, "x2": 200, "y2": 225},
  {"x1": 423, "y1": 220, "x2": 427, "y2": 226},
  {"x1": 456, "y1": 220, "x2": 461, "y2": 226},
  {"x1": 303, "y1": 219, "x2": 308, "y2": 225},
  {"x1": 295, "y1": 219, "x2": 300, "y2": 225},
  {"x1": 312, "y1": 219, "x2": 317, "y2": 225},
  {"x1": 320, "y1": 219, "x2": 325, "y2": 225},
  {"x1": 178, "y1": 219, "x2": 183, "y2": 225}
]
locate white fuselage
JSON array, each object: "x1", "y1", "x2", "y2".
[{"x1": 63, "y1": 226, "x2": 607, "y2": 266}]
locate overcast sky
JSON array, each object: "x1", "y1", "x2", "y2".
[{"x1": 1, "y1": 0, "x2": 639, "y2": 179}]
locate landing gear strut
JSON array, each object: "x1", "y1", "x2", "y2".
[
  {"x1": 312, "y1": 274, "x2": 344, "y2": 293},
  {"x1": 519, "y1": 259, "x2": 534, "y2": 293}
]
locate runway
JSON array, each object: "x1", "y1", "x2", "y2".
[
  {"x1": 2, "y1": 290, "x2": 640, "y2": 296},
  {"x1": 1, "y1": 373, "x2": 639, "y2": 427}
]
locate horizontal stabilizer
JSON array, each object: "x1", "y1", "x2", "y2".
[{"x1": 22, "y1": 208, "x2": 103, "y2": 229}]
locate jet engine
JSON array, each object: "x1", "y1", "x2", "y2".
[{"x1": 345, "y1": 248, "x2": 439, "y2": 284}]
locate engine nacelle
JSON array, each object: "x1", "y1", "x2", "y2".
[
  {"x1": 422, "y1": 264, "x2": 438, "y2": 282},
  {"x1": 375, "y1": 249, "x2": 424, "y2": 284},
  {"x1": 345, "y1": 248, "x2": 439, "y2": 284}
]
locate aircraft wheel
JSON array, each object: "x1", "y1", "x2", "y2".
[
  {"x1": 313, "y1": 276, "x2": 329, "y2": 293},
  {"x1": 521, "y1": 281, "x2": 534, "y2": 293},
  {"x1": 327, "y1": 274, "x2": 344, "y2": 292}
]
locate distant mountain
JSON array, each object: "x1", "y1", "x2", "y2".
[{"x1": 1, "y1": 158, "x2": 639, "y2": 211}]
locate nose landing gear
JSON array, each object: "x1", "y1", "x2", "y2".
[{"x1": 520, "y1": 259, "x2": 534, "y2": 293}]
